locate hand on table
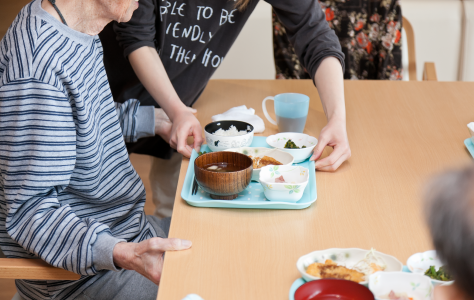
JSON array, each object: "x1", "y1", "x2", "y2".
[
  {"x1": 155, "y1": 107, "x2": 203, "y2": 158},
  {"x1": 310, "y1": 118, "x2": 351, "y2": 171},
  {"x1": 113, "y1": 237, "x2": 192, "y2": 285}
]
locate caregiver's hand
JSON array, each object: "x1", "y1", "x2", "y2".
[
  {"x1": 168, "y1": 107, "x2": 203, "y2": 158},
  {"x1": 113, "y1": 237, "x2": 192, "y2": 285},
  {"x1": 155, "y1": 107, "x2": 199, "y2": 152},
  {"x1": 310, "y1": 117, "x2": 351, "y2": 171}
]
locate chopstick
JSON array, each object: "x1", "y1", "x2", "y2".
[
  {"x1": 192, "y1": 150, "x2": 206, "y2": 196},
  {"x1": 192, "y1": 177, "x2": 199, "y2": 195}
]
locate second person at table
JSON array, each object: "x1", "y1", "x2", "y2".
[{"x1": 100, "y1": 0, "x2": 352, "y2": 218}]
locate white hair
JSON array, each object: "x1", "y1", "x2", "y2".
[{"x1": 424, "y1": 164, "x2": 474, "y2": 298}]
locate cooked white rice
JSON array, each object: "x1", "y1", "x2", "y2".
[{"x1": 212, "y1": 125, "x2": 248, "y2": 136}]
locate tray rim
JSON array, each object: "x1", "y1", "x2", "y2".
[
  {"x1": 465, "y1": 138, "x2": 474, "y2": 158},
  {"x1": 180, "y1": 137, "x2": 317, "y2": 209}
]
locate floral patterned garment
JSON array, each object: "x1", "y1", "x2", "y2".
[{"x1": 273, "y1": 0, "x2": 403, "y2": 80}]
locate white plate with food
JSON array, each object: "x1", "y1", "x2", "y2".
[
  {"x1": 225, "y1": 147, "x2": 294, "y2": 181},
  {"x1": 406, "y1": 250, "x2": 454, "y2": 286},
  {"x1": 266, "y1": 133, "x2": 318, "y2": 163},
  {"x1": 296, "y1": 248, "x2": 404, "y2": 285},
  {"x1": 369, "y1": 272, "x2": 433, "y2": 300}
]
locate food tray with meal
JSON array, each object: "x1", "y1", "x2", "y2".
[
  {"x1": 181, "y1": 136, "x2": 317, "y2": 209},
  {"x1": 464, "y1": 138, "x2": 474, "y2": 159},
  {"x1": 290, "y1": 248, "x2": 454, "y2": 300}
]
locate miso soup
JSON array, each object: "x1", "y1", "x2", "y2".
[{"x1": 205, "y1": 162, "x2": 242, "y2": 172}]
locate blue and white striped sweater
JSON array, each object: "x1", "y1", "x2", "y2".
[{"x1": 0, "y1": 1, "x2": 156, "y2": 299}]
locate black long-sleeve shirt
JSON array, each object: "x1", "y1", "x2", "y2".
[{"x1": 99, "y1": 0, "x2": 344, "y2": 158}]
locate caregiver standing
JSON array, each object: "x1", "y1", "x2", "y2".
[{"x1": 100, "y1": 0, "x2": 351, "y2": 218}]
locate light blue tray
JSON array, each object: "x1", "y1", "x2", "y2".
[
  {"x1": 465, "y1": 138, "x2": 474, "y2": 158},
  {"x1": 289, "y1": 266, "x2": 411, "y2": 300},
  {"x1": 181, "y1": 137, "x2": 317, "y2": 209}
]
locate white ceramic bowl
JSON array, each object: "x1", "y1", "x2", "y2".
[
  {"x1": 225, "y1": 147, "x2": 294, "y2": 181},
  {"x1": 407, "y1": 250, "x2": 454, "y2": 286},
  {"x1": 266, "y1": 133, "x2": 318, "y2": 163},
  {"x1": 259, "y1": 165, "x2": 309, "y2": 202},
  {"x1": 204, "y1": 121, "x2": 254, "y2": 152},
  {"x1": 369, "y1": 272, "x2": 433, "y2": 300},
  {"x1": 296, "y1": 248, "x2": 404, "y2": 285},
  {"x1": 468, "y1": 122, "x2": 474, "y2": 144}
]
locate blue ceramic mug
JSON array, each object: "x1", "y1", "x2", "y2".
[{"x1": 262, "y1": 93, "x2": 310, "y2": 133}]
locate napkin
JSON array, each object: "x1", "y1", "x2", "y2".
[
  {"x1": 181, "y1": 294, "x2": 204, "y2": 300},
  {"x1": 211, "y1": 105, "x2": 265, "y2": 133}
]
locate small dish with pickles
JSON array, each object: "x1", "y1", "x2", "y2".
[
  {"x1": 266, "y1": 133, "x2": 318, "y2": 163},
  {"x1": 406, "y1": 250, "x2": 454, "y2": 286}
]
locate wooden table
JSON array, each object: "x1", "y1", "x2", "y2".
[{"x1": 157, "y1": 80, "x2": 474, "y2": 300}]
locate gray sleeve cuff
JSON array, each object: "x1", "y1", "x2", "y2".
[
  {"x1": 136, "y1": 106, "x2": 155, "y2": 140},
  {"x1": 92, "y1": 232, "x2": 126, "y2": 272}
]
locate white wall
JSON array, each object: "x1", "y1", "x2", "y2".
[
  {"x1": 211, "y1": 1, "x2": 274, "y2": 79},
  {"x1": 401, "y1": 0, "x2": 464, "y2": 81},
  {"x1": 213, "y1": 0, "x2": 472, "y2": 82},
  {"x1": 461, "y1": 0, "x2": 474, "y2": 81}
]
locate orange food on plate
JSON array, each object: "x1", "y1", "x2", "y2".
[
  {"x1": 306, "y1": 259, "x2": 365, "y2": 283},
  {"x1": 370, "y1": 262, "x2": 384, "y2": 273},
  {"x1": 249, "y1": 155, "x2": 282, "y2": 169}
]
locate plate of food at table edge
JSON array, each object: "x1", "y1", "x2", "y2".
[{"x1": 289, "y1": 248, "x2": 454, "y2": 300}]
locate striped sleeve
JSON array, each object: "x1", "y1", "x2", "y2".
[
  {"x1": 114, "y1": 99, "x2": 155, "y2": 143},
  {"x1": 0, "y1": 78, "x2": 124, "y2": 275}
]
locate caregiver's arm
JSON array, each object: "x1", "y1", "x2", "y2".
[
  {"x1": 113, "y1": 0, "x2": 202, "y2": 158},
  {"x1": 268, "y1": 0, "x2": 350, "y2": 171},
  {"x1": 310, "y1": 57, "x2": 351, "y2": 171},
  {"x1": 128, "y1": 47, "x2": 202, "y2": 157}
]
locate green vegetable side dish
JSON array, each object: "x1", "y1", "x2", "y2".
[
  {"x1": 424, "y1": 266, "x2": 453, "y2": 281},
  {"x1": 198, "y1": 151, "x2": 207, "y2": 156},
  {"x1": 284, "y1": 139, "x2": 306, "y2": 149}
]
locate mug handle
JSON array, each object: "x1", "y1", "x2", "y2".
[{"x1": 262, "y1": 96, "x2": 277, "y2": 125}]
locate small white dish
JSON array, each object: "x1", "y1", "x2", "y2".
[
  {"x1": 259, "y1": 165, "x2": 309, "y2": 202},
  {"x1": 369, "y1": 272, "x2": 433, "y2": 300},
  {"x1": 468, "y1": 122, "x2": 474, "y2": 144},
  {"x1": 407, "y1": 250, "x2": 454, "y2": 286},
  {"x1": 266, "y1": 133, "x2": 318, "y2": 163},
  {"x1": 296, "y1": 248, "x2": 404, "y2": 285},
  {"x1": 204, "y1": 121, "x2": 254, "y2": 152},
  {"x1": 225, "y1": 147, "x2": 294, "y2": 181}
]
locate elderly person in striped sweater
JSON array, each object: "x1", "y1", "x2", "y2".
[{"x1": 0, "y1": 0, "x2": 192, "y2": 299}]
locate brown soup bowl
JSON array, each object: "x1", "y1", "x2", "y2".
[{"x1": 194, "y1": 152, "x2": 253, "y2": 200}]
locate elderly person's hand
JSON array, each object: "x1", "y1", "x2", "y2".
[{"x1": 113, "y1": 237, "x2": 192, "y2": 285}]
